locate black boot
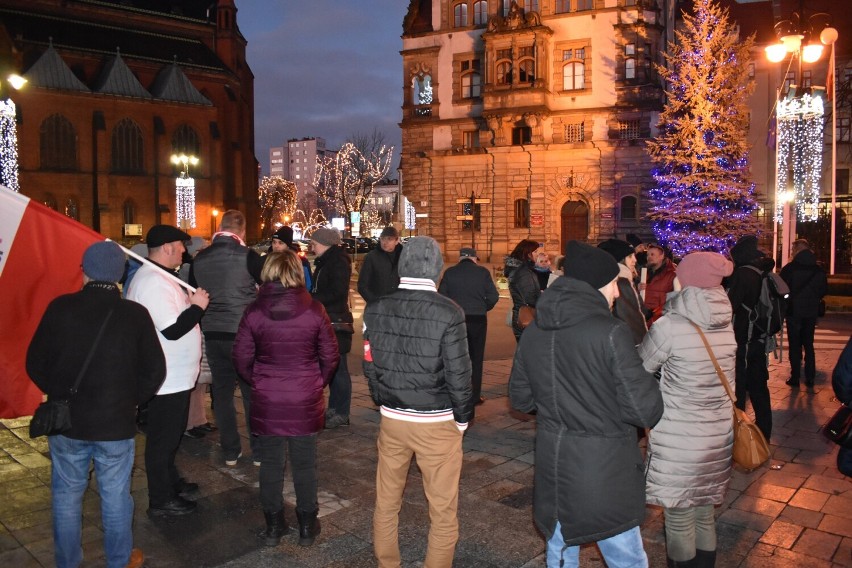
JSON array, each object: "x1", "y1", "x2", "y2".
[
  {"x1": 296, "y1": 509, "x2": 321, "y2": 546},
  {"x1": 667, "y1": 557, "x2": 698, "y2": 568},
  {"x1": 694, "y1": 549, "x2": 716, "y2": 568},
  {"x1": 261, "y1": 510, "x2": 288, "y2": 546}
]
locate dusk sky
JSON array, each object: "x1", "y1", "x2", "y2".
[{"x1": 236, "y1": 1, "x2": 409, "y2": 176}]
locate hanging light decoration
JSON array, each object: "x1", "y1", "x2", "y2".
[
  {"x1": 171, "y1": 154, "x2": 198, "y2": 229},
  {"x1": 775, "y1": 91, "x2": 824, "y2": 222},
  {"x1": 0, "y1": 99, "x2": 20, "y2": 192}
]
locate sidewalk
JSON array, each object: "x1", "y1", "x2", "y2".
[{"x1": 0, "y1": 349, "x2": 850, "y2": 567}]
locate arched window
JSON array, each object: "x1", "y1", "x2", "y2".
[
  {"x1": 65, "y1": 197, "x2": 79, "y2": 221},
  {"x1": 514, "y1": 198, "x2": 529, "y2": 228},
  {"x1": 171, "y1": 124, "x2": 200, "y2": 156},
  {"x1": 462, "y1": 72, "x2": 481, "y2": 98},
  {"x1": 39, "y1": 114, "x2": 77, "y2": 171},
  {"x1": 621, "y1": 195, "x2": 638, "y2": 220},
  {"x1": 123, "y1": 198, "x2": 136, "y2": 225},
  {"x1": 518, "y1": 59, "x2": 535, "y2": 84},
  {"x1": 473, "y1": 0, "x2": 487, "y2": 25},
  {"x1": 111, "y1": 118, "x2": 144, "y2": 174},
  {"x1": 496, "y1": 61, "x2": 512, "y2": 85},
  {"x1": 454, "y1": 3, "x2": 468, "y2": 27},
  {"x1": 562, "y1": 48, "x2": 586, "y2": 90},
  {"x1": 43, "y1": 193, "x2": 58, "y2": 210}
]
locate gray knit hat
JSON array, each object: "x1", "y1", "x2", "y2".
[
  {"x1": 82, "y1": 241, "x2": 127, "y2": 282},
  {"x1": 310, "y1": 228, "x2": 341, "y2": 246},
  {"x1": 398, "y1": 237, "x2": 444, "y2": 283}
]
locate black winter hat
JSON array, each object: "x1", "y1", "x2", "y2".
[
  {"x1": 564, "y1": 240, "x2": 619, "y2": 289},
  {"x1": 730, "y1": 234, "x2": 765, "y2": 265},
  {"x1": 272, "y1": 226, "x2": 294, "y2": 245},
  {"x1": 146, "y1": 225, "x2": 191, "y2": 248},
  {"x1": 597, "y1": 239, "x2": 635, "y2": 263}
]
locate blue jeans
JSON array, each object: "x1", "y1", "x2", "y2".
[
  {"x1": 546, "y1": 522, "x2": 647, "y2": 568},
  {"x1": 49, "y1": 435, "x2": 135, "y2": 568}
]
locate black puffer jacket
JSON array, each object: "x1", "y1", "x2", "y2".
[
  {"x1": 363, "y1": 288, "x2": 474, "y2": 424},
  {"x1": 727, "y1": 256, "x2": 776, "y2": 345},
  {"x1": 505, "y1": 256, "x2": 540, "y2": 339},
  {"x1": 311, "y1": 245, "x2": 353, "y2": 354},
  {"x1": 357, "y1": 244, "x2": 402, "y2": 304},
  {"x1": 509, "y1": 277, "x2": 663, "y2": 546},
  {"x1": 780, "y1": 250, "x2": 827, "y2": 319}
]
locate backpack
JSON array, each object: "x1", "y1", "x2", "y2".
[{"x1": 743, "y1": 265, "x2": 790, "y2": 350}]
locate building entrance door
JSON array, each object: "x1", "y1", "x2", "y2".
[{"x1": 560, "y1": 201, "x2": 589, "y2": 250}]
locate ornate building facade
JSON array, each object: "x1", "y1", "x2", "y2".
[
  {"x1": 0, "y1": 0, "x2": 259, "y2": 241},
  {"x1": 400, "y1": 0, "x2": 669, "y2": 260}
]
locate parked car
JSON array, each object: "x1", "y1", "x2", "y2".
[
  {"x1": 341, "y1": 238, "x2": 357, "y2": 254},
  {"x1": 354, "y1": 238, "x2": 372, "y2": 253}
]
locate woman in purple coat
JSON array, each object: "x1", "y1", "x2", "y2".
[{"x1": 233, "y1": 250, "x2": 339, "y2": 547}]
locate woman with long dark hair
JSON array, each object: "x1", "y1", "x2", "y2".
[{"x1": 505, "y1": 239, "x2": 541, "y2": 342}]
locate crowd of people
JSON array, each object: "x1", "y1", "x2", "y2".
[{"x1": 27, "y1": 220, "x2": 839, "y2": 568}]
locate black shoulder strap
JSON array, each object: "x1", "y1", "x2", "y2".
[{"x1": 70, "y1": 308, "x2": 115, "y2": 396}]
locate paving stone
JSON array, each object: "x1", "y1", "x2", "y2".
[
  {"x1": 744, "y1": 481, "x2": 797, "y2": 503},
  {"x1": 778, "y1": 505, "x2": 825, "y2": 529},
  {"x1": 821, "y1": 494, "x2": 852, "y2": 519},
  {"x1": 791, "y1": 528, "x2": 842, "y2": 561},
  {"x1": 760, "y1": 469, "x2": 807, "y2": 489},
  {"x1": 788, "y1": 487, "x2": 831, "y2": 511},
  {"x1": 759, "y1": 519, "x2": 803, "y2": 548},
  {"x1": 718, "y1": 509, "x2": 775, "y2": 532},
  {"x1": 819, "y1": 514, "x2": 852, "y2": 539},
  {"x1": 833, "y1": 536, "x2": 852, "y2": 565},
  {"x1": 803, "y1": 474, "x2": 852, "y2": 496},
  {"x1": 731, "y1": 494, "x2": 785, "y2": 518}
]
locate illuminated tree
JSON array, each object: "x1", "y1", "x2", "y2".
[
  {"x1": 646, "y1": 0, "x2": 760, "y2": 256},
  {"x1": 258, "y1": 175, "x2": 297, "y2": 236},
  {"x1": 314, "y1": 132, "x2": 393, "y2": 232}
]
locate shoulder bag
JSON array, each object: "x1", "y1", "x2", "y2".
[
  {"x1": 691, "y1": 323, "x2": 771, "y2": 471},
  {"x1": 517, "y1": 305, "x2": 536, "y2": 329},
  {"x1": 822, "y1": 404, "x2": 852, "y2": 448},
  {"x1": 30, "y1": 309, "x2": 115, "y2": 438}
]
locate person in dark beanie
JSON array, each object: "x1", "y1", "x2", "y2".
[
  {"x1": 780, "y1": 239, "x2": 827, "y2": 388},
  {"x1": 439, "y1": 247, "x2": 500, "y2": 405},
  {"x1": 598, "y1": 238, "x2": 647, "y2": 345},
  {"x1": 271, "y1": 225, "x2": 312, "y2": 290},
  {"x1": 363, "y1": 236, "x2": 473, "y2": 568},
  {"x1": 27, "y1": 241, "x2": 166, "y2": 568},
  {"x1": 727, "y1": 234, "x2": 777, "y2": 441},
  {"x1": 310, "y1": 228, "x2": 354, "y2": 429},
  {"x1": 510, "y1": 240, "x2": 662, "y2": 568},
  {"x1": 357, "y1": 225, "x2": 402, "y2": 304}
]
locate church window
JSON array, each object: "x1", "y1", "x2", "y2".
[
  {"x1": 111, "y1": 118, "x2": 144, "y2": 174},
  {"x1": 40, "y1": 114, "x2": 77, "y2": 171}
]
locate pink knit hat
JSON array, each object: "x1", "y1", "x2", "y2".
[{"x1": 676, "y1": 252, "x2": 733, "y2": 289}]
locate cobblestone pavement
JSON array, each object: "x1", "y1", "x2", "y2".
[{"x1": 1, "y1": 330, "x2": 850, "y2": 567}]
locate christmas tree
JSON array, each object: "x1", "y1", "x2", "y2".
[{"x1": 646, "y1": 0, "x2": 760, "y2": 257}]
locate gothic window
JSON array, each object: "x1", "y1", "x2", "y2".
[
  {"x1": 65, "y1": 197, "x2": 80, "y2": 221},
  {"x1": 512, "y1": 126, "x2": 531, "y2": 145},
  {"x1": 514, "y1": 198, "x2": 529, "y2": 228},
  {"x1": 620, "y1": 195, "x2": 637, "y2": 220},
  {"x1": 123, "y1": 198, "x2": 136, "y2": 224},
  {"x1": 111, "y1": 118, "x2": 144, "y2": 174},
  {"x1": 454, "y1": 3, "x2": 468, "y2": 27},
  {"x1": 39, "y1": 114, "x2": 77, "y2": 171},
  {"x1": 172, "y1": 124, "x2": 201, "y2": 156},
  {"x1": 43, "y1": 193, "x2": 58, "y2": 210},
  {"x1": 565, "y1": 122, "x2": 585, "y2": 143},
  {"x1": 555, "y1": 0, "x2": 570, "y2": 13},
  {"x1": 619, "y1": 120, "x2": 641, "y2": 140},
  {"x1": 524, "y1": 0, "x2": 539, "y2": 12},
  {"x1": 577, "y1": 0, "x2": 593, "y2": 10},
  {"x1": 562, "y1": 48, "x2": 586, "y2": 90},
  {"x1": 474, "y1": 0, "x2": 488, "y2": 25}
]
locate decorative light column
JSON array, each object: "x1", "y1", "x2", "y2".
[
  {"x1": 170, "y1": 153, "x2": 199, "y2": 230},
  {"x1": 0, "y1": 74, "x2": 27, "y2": 192}
]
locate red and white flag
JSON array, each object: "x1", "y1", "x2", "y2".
[{"x1": 0, "y1": 187, "x2": 103, "y2": 418}]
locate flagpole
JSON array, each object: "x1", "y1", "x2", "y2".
[{"x1": 109, "y1": 239, "x2": 197, "y2": 293}]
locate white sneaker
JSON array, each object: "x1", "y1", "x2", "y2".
[
  {"x1": 224, "y1": 452, "x2": 242, "y2": 466},
  {"x1": 253, "y1": 459, "x2": 261, "y2": 467}
]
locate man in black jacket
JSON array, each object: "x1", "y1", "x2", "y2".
[
  {"x1": 727, "y1": 234, "x2": 776, "y2": 441},
  {"x1": 364, "y1": 237, "x2": 473, "y2": 568},
  {"x1": 27, "y1": 241, "x2": 166, "y2": 568},
  {"x1": 310, "y1": 228, "x2": 353, "y2": 429},
  {"x1": 439, "y1": 247, "x2": 499, "y2": 405},
  {"x1": 509, "y1": 240, "x2": 662, "y2": 568},
  {"x1": 357, "y1": 225, "x2": 402, "y2": 304},
  {"x1": 781, "y1": 239, "x2": 828, "y2": 388}
]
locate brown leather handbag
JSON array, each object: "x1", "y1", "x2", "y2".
[{"x1": 517, "y1": 305, "x2": 536, "y2": 329}]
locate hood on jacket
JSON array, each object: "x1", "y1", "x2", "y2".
[
  {"x1": 504, "y1": 255, "x2": 526, "y2": 276},
  {"x1": 792, "y1": 248, "x2": 818, "y2": 267},
  {"x1": 663, "y1": 286, "x2": 732, "y2": 330},
  {"x1": 535, "y1": 277, "x2": 613, "y2": 330},
  {"x1": 255, "y1": 282, "x2": 313, "y2": 321}
]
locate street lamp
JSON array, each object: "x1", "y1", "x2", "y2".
[
  {"x1": 0, "y1": 73, "x2": 27, "y2": 192},
  {"x1": 211, "y1": 207, "x2": 219, "y2": 237},
  {"x1": 820, "y1": 26, "x2": 839, "y2": 275},
  {"x1": 170, "y1": 153, "x2": 199, "y2": 230}
]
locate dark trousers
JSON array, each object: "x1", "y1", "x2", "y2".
[
  {"x1": 328, "y1": 355, "x2": 351, "y2": 417},
  {"x1": 145, "y1": 389, "x2": 191, "y2": 505},
  {"x1": 465, "y1": 315, "x2": 487, "y2": 401},
  {"x1": 786, "y1": 317, "x2": 817, "y2": 382},
  {"x1": 734, "y1": 341, "x2": 772, "y2": 442},
  {"x1": 257, "y1": 434, "x2": 318, "y2": 514},
  {"x1": 206, "y1": 338, "x2": 255, "y2": 460}
]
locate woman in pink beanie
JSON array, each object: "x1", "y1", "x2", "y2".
[{"x1": 638, "y1": 252, "x2": 736, "y2": 567}]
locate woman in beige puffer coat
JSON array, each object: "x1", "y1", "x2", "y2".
[{"x1": 638, "y1": 251, "x2": 737, "y2": 568}]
